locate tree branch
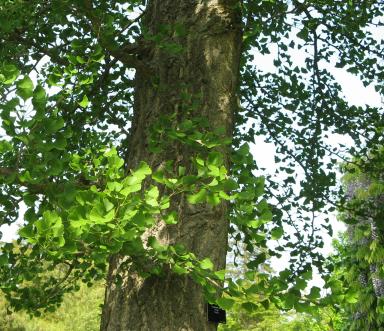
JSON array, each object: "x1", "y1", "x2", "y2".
[{"x1": 81, "y1": 0, "x2": 144, "y2": 69}]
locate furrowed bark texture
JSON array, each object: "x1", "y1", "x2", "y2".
[{"x1": 101, "y1": 1, "x2": 242, "y2": 330}]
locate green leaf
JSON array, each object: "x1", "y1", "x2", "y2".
[
  {"x1": 237, "y1": 143, "x2": 250, "y2": 156},
  {"x1": 187, "y1": 188, "x2": 207, "y2": 204},
  {"x1": 76, "y1": 56, "x2": 87, "y2": 64},
  {"x1": 238, "y1": 189, "x2": 255, "y2": 201},
  {"x1": 19, "y1": 224, "x2": 34, "y2": 239},
  {"x1": 145, "y1": 186, "x2": 159, "y2": 207},
  {"x1": 103, "y1": 198, "x2": 114, "y2": 212},
  {"x1": 283, "y1": 292, "x2": 298, "y2": 309},
  {"x1": 173, "y1": 264, "x2": 188, "y2": 275},
  {"x1": 134, "y1": 161, "x2": 152, "y2": 178},
  {"x1": 122, "y1": 162, "x2": 151, "y2": 194},
  {"x1": 259, "y1": 209, "x2": 272, "y2": 223},
  {"x1": 33, "y1": 85, "x2": 47, "y2": 102},
  {"x1": 178, "y1": 166, "x2": 186, "y2": 176},
  {"x1": 2, "y1": 64, "x2": 19, "y2": 84},
  {"x1": 120, "y1": 182, "x2": 141, "y2": 196},
  {"x1": 245, "y1": 219, "x2": 262, "y2": 228},
  {"x1": 107, "y1": 181, "x2": 123, "y2": 192},
  {"x1": 35, "y1": 211, "x2": 60, "y2": 234},
  {"x1": 217, "y1": 297, "x2": 235, "y2": 310},
  {"x1": 307, "y1": 286, "x2": 321, "y2": 300},
  {"x1": 32, "y1": 85, "x2": 47, "y2": 110},
  {"x1": 294, "y1": 278, "x2": 307, "y2": 291},
  {"x1": 247, "y1": 253, "x2": 266, "y2": 269},
  {"x1": 345, "y1": 289, "x2": 359, "y2": 303},
  {"x1": 207, "y1": 164, "x2": 220, "y2": 177},
  {"x1": 295, "y1": 301, "x2": 311, "y2": 313},
  {"x1": 159, "y1": 196, "x2": 170, "y2": 210},
  {"x1": 71, "y1": 39, "x2": 86, "y2": 50},
  {"x1": 214, "y1": 270, "x2": 226, "y2": 281},
  {"x1": 271, "y1": 227, "x2": 284, "y2": 240},
  {"x1": 34, "y1": 211, "x2": 65, "y2": 247},
  {"x1": 0, "y1": 140, "x2": 12, "y2": 153},
  {"x1": 152, "y1": 170, "x2": 165, "y2": 183},
  {"x1": 206, "y1": 193, "x2": 220, "y2": 206},
  {"x1": 302, "y1": 270, "x2": 312, "y2": 280},
  {"x1": 195, "y1": 156, "x2": 204, "y2": 166},
  {"x1": 19, "y1": 170, "x2": 33, "y2": 182},
  {"x1": 78, "y1": 94, "x2": 89, "y2": 108},
  {"x1": 16, "y1": 76, "x2": 34, "y2": 100},
  {"x1": 132, "y1": 212, "x2": 155, "y2": 228},
  {"x1": 182, "y1": 175, "x2": 198, "y2": 185},
  {"x1": 0, "y1": 254, "x2": 8, "y2": 266},
  {"x1": 199, "y1": 258, "x2": 213, "y2": 270},
  {"x1": 164, "y1": 211, "x2": 178, "y2": 225},
  {"x1": 46, "y1": 118, "x2": 65, "y2": 133},
  {"x1": 89, "y1": 202, "x2": 115, "y2": 223},
  {"x1": 222, "y1": 178, "x2": 238, "y2": 191},
  {"x1": 91, "y1": 45, "x2": 105, "y2": 62},
  {"x1": 148, "y1": 236, "x2": 167, "y2": 252},
  {"x1": 241, "y1": 301, "x2": 257, "y2": 312},
  {"x1": 108, "y1": 154, "x2": 124, "y2": 170},
  {"x1": 207, "y1": 151, "x2": 223, "y2": 167},
  {"x1": 146, "y1": 186, "x2": 159, "y2": 199}
]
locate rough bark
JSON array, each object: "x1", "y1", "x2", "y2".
[{"x1": 100, "y1": 1, "x2": 242, "y2": 330}]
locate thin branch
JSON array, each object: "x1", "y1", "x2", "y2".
[{"x1": 81, "y1": 0, "x2": 144, "y2": 69}]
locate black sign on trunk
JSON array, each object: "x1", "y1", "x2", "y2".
[{"x1": 207, "y1": 303, "x2": 226, "y2": 324}]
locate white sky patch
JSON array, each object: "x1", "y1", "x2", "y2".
[
  {"x1": 327, "y1": 66, "x2": 383, "y2": 107},
  {"x1": 1, "y1": 203, "x2": 26, "y2": 242}
]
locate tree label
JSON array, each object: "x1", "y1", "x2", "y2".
[{"x1": 207, "y1": 303, "x2": 226, "y2": 323}]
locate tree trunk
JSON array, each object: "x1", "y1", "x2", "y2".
[{"x1": 100, "y1": 1, "x2": 242, "y2": 330}]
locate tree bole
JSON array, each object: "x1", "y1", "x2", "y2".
[{"x1": 100, "y1": 1, "x2": 242, "y2": 330}]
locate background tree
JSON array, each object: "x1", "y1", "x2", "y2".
[
  {"x1": 0, "y1": 280, "x2": 104, "y2": 331},
  {"x1": 0, "y1": 1, "x2": 383, "y2": 330},
  {"x1": 326, "y1": 148, "x2": 384, "y2": 330}
]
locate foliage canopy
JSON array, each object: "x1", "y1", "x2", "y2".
[{"x1": 0, "y1": 0, "x2": 383, "y2": 321}]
